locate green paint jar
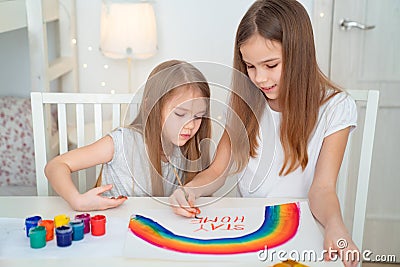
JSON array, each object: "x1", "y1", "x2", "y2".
[{"x1": 29, "y1": 226, "x2": 46, "y2": 249}]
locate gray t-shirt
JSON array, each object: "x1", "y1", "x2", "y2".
[{"x1": 101, "y1": 127, "x2": 183, "y2": 197}]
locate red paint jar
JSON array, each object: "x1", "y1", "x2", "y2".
[{"x1": 90, "y1": 215, "x2": 106, "y2": 236}]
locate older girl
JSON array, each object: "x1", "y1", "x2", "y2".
[{"x1": 171, "y1": 1, "x2": 358, "y2": 266}]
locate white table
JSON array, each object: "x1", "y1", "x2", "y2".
[{"x1": 0, "y1": 196, "x2": 343, "y2": 267}]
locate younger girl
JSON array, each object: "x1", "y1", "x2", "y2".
[
  {"x1": 45, "y1": 60, "x2": 211, "y2": 211},
  {"x1": 170, "y1": 1, "x2": 359, "y2": 266}
]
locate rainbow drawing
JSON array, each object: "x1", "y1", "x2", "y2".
[{"x1": 128, "y1": 202, "x2": 300, "y2": 254}]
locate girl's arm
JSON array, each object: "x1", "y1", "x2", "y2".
[
  {"x1": 170, "y1": 130, "x2": 232, "y2": 217},
  {"x1": 309, "y1": 127, "x2": 359, "y2": 267},
  {"x1": 44, "y1": 135, "x2": 126, "y2": 211}
]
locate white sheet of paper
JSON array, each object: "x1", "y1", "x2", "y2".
[
  {"x1": 123, "y1": 201, "x2": 324, "y2": 263},
  {"x1": 0, "y1": 201, "x2": 324, "y2": 263}
]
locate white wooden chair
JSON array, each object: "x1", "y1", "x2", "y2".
[
  {"x1": 337, "y1": 89, "x2": 379, "y2": 253},
  {"x1": 31, "y1": 92, "x2": 142, "y2": 196}
]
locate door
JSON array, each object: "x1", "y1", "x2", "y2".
[{"x1": 330, "y1": 0, "x2": 400, "y2": 262}]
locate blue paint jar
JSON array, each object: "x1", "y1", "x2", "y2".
[
  {"x1": 55, "y1": 225, "x2": 73, "y2": 247},
  {"x1": 25, "y1": 215, "x2": 42, "y2": 237},
  {"x1": 69, "y1": 219, "x2": 84, "y2": 241}
]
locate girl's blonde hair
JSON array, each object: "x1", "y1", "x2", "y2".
[
  {"x1": 130, "y1": 60, "x2": 211, "y2": 196},
  {"x1": 229, "y1": 0, "x2": 341, "y2": 175}
]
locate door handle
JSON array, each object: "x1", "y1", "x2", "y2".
[{"x1": 339, "y1": 19, "x2": 375, "y2": 31}]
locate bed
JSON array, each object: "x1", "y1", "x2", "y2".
[
  {"x1": 0, "y1": 0, "x2": 27, "y2": 33},
  {"x1": 0, "y1": 96, "x2": 37, "y2": 195},
  {"x1": 0, "y1": 0, "x2": 63, "y2": 31},
  {"x1": 0, "y1": 0, "x2": 78, "y2": 195}
]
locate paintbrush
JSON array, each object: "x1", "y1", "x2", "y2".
[{"x1": 172, "y1": 167, "x2": 201, "y2": 218}]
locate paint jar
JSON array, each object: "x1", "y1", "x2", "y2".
[
  {"x1": 54, "y1": 214, "x2": 70, "y2": 228},
  {"x1": 69, "y1": 219, "x2": 84, "y2": 241},
  {"x1": 29, "y1": 226, "x2": 46, "y2": 249},
  {"x1": 75, "y1": 213, "x2": 91, "y2": 234},
  {"x1": 55, "y1": 225, "x2": 73, "y2": 247},
  {"x1": 91, "y1": 215, "x2": 106, "y2": 236},
  {"x1": 25, "y1": 215, "x2": 42, "y2": 237},
  {"x1": 38, "y1": 219, "x2": 54, "y2": 241}
]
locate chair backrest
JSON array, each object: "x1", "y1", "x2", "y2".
[
  {"x1": 337, "y1": 89, "x2": 379, "y2": 252},
  {"x1": 31, "y1": 92, "x2": 142, "y2": 196}
]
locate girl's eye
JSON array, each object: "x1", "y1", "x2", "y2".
[
  {"x1": 174, "y1": 112, "x2": 185, "y2": 117},
  {"x1": 194, "y1": 112, "x2": 206, "y2": 120},
  {"x1": 267, "y1": 63, "x2": 278, "y2": 69},
  {"x1": 246, "y1": 65, "x2": 254, "y2": 69}
]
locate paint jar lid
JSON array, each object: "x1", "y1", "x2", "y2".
[
  {"x1": 26, "y1": 216, "x2": 42, "y2": 223},
  {"x1": 56, "y1": 225, "x2": 73, "y2": 234},
  {"x1": 75, "y1": 213, "x2": 91, "y2": 221},
  {"x1": 91, "y1": 215, "x2": 106, "y2": 222},
  {"x1": 69, "y1": 219, "x2": 84, "y2": 227}
]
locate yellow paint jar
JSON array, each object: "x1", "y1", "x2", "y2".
[{"x1": 54, "y1": 214, "x2": 70, "y2": 228}]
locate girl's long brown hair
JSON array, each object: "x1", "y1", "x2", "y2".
[
  {"x1": 130, "y1": 60, "x2": 211, "y2": 196},
  {"x1": 229, "y1": 0, "x2": 340, "y2": 175}
]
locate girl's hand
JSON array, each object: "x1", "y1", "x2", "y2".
[
  {"x1": 70, "y1": 184, "x2": 127, "y2": 211},
  {"x1": 169, "y1": 187, "x2": 198, "y2": 217},
  {"x1": 324, "y1": 223, "x2": 360, "y2": 267}
]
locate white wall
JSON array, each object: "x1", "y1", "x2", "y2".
[
  {"x1": 76, "y1": 0, "x2": 314, "y2": 94},
  {"x1": 76, "y1": 0, "x2": 256, "y2": 94}
]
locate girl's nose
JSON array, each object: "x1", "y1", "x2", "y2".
[
  {"x1": 254, "y1": 68, "x2": 267, "y2": 84},
  {"x1": 184, "y1": 119, "x2": 195, "y2": 129}
]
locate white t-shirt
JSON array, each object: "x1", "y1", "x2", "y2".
[
  {"x1": 101, "y1": 127, "x2": 183, "y2": 197},
  {"x1": 237, "y1": 92, "x2": 357, "y2": 198}
]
